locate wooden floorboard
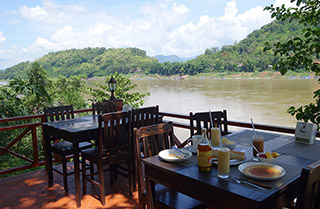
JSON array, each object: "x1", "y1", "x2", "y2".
[{"x1": 0, "y1": 163, "x2": 139, "y2": 209}]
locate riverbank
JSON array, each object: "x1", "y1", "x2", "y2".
[
  {"x1": 1, "y1": 71, "x2": 318, "y2": 84},
  {"x1": 87, "y1": 70, "x2": 317, "y2": 81}
]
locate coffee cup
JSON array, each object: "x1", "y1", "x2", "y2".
[{"x1": 188, "y1": 135, "x2": 202, "y2": 152}]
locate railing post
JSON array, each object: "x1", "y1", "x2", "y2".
[{"x1": 31, "y1": 126, "x2": 39, "y2": 166}]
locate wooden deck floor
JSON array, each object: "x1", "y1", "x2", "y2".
[{"x1": 0, "y1": 163, "x2": 139, "y2": 209}]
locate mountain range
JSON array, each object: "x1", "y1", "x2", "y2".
[
  {"x1": 0, "y1": 19, "x2": 304, "y2": 79},
  {"x1": 153, "y1": 55, "x2": 197, "y2": 63}
]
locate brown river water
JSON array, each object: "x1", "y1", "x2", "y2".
[{"x1": 88, "y1": 77, "x2": 319, "y2": 139}]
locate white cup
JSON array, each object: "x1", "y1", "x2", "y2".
[{"x1": 188, "y1": 135, "x2": 202, "y2": 152}]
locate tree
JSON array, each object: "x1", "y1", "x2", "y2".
[
  {"x1": 87, "y1": 72, "x2": 150, "y2": 108},
  {"x1": 51, "y1": 76, "x2": 88, "y2": 109},
  {"x1": 9, "y1": 62, "x2": 52, "y2": 113},
  {"x1": 264, "y1": 0, "x2": 320, "y2": 125}
]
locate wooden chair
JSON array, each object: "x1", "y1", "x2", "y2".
[
  {"x1": 293, "y1": 160, "x2": 320, "y2": 209},
  {"x1": 176, "y1": 110, "x2": 228, "y2": 148},
  {"x1": 103, "y1": 98, "x2": 123, "y2": 111},
  {"x1": 134, "y1": 122, "x2": 207, "y2": 209},
  {"x1": 43, "y1": 105, "x2": 92, "y2": 193},
  {"x1": 81, "y1": 111, "x2": 133, "y2": 206},
  {"x1": 131, "y1": 105, "x2": 160, "y2": 187},
  {"x1": 92, "y1": 100, "x2": 117, "y2": 115},
  {"x1": 132, "y1": 105, "x2": 159, "y2": 128},
  {"x1": 190, "y1": 110, "x2": 228, "y2": 137}
]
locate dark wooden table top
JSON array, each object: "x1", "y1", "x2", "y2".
[
  {"x1": 43, "y1": 115, "x2": 99, "y2": 139},
  {"x1": 143, "y1": 130, "x2": 317, "y2": 209}
]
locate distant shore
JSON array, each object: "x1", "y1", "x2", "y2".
[
  {"x1": 86, "y1": 71, "x2": 318, "y2": 81},
  {"x1": 1, "y1": 71, "x2": 318, "y2": 84}
]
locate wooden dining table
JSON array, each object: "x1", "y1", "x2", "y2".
[
  {"x1": 43, "y1": 115, "x2": 99, "y2": 208},
  {"x1": 42, "y1": 113, "x2": 162, "y2": 207},
  {"x1": 144, "y1": 130, "x2": 319, "y2": 209}
]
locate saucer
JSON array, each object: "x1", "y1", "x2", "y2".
[{"x1": 188, "y1": 147, "x2": 197, "y2": 153}]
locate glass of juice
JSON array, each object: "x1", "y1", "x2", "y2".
[
  {"x1": 218, "y1": 147, "x2": 230, "y2": 178},
  {"x1": 252, "y1": 135, "x2": 264, "y2": 161},
  {"x1": 210, "y1": 128, "x2": 220, "y2": 149}
]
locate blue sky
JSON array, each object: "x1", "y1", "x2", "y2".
[{"x1": 0, "y1": 0, "x2": 294, "y2": 69}]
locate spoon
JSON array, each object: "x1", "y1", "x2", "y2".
[
  {"x1": 171, "y1": 146, "x2": 189, "y2": 157},
  {"x1": 251, "y1": 143, "x2": 260, "y2": 157}
]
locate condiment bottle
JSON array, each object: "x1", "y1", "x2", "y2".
[{"x1": 197, "y1": 128, "x2": 213, "y2": 171}]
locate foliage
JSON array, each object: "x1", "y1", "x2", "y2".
[
  {"x1": 264, "y1": 0, "x2": 320, "y2": 125},
  {"x1": 51, "y1": 76, "x2": 88, "y2": 109},
  {"x1": 0, "y1": 47, "x2": 160, "y2": 79},
  {"x1": 0, "y1": 86, "x2": 28, "y2": 118},
  {"x1": 9, "y1": 62, "x2": 52, "y2": 114},
  {"x1": 87, "y1": 72, "x2": 150, "y2": 108}
]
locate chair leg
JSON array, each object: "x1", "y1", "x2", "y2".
[
  {"x1": 90, "y1": 162, "x2": 94, "y2": 180},
  {"x1": 132, "y1": 151, "x2": 137, "y2": 190},
  {"x1": 127, "y1": 161, "x2": 133, "y2": 195},
  {"x1": 132, "y1": 161, "x2": 137, "y2": 190},
  {"x1": 98, "y1": 163, "x2": 106, "y2": 206},
  {"x1": 110, "y1": 165, "x2": 114, "y2": 185},
  {"x1": 61, "y1": 155, "x2": 68, "y2": 193},
  {"x1": 82, "y1": 157, "x2": 87, "y2": 195},
  {"x1": 114, "y1": 164, "x2": 118, "y2": 180}
]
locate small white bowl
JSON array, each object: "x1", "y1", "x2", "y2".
[
  {"x1": 257, "y1": 153, "x2": 275, "y2": 163},
  {"x1": 221, "y1": 140, "x2": 237, "y2": 150}
]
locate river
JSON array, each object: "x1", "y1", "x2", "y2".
[{"x1": 129, "y1": 77, "x2": 319, "y2": 129}]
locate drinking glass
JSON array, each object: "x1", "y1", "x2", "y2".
[
  {"x1": 218, "y1": 147, "x2": 230, "y2": 178},
  {"x1": 210, "y1": 128, "x2": 220, "y2": 149},
  {"x1": 252, "y1": 135, "x2": 264, "y2": 161}
]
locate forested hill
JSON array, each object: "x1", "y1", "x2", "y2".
[
  {"x1": 192, "y1": 19, "x2": 304, "y2": 73},
  {"x1": 0, "y1": 47, "x2": 160, "y2": 79},
  {"x1": 0, "y1": 20, "x2": 304, "y2": 79}
]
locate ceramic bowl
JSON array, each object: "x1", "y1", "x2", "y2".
[{"x1": 257, "y1": 153, "x2": 276, "y2": 163}]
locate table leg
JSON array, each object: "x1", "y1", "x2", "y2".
[
  {"x1": 73, "y1": 141, "x2": 81, "y2": 207},
  {"x1": 43, "y1": 130, "x2": 53, "y2": 187},
  {"x1": 145, "y1": 176, "x2": 155, "y2": 209}
]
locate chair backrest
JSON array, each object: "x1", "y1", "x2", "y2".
[
  {"x1": 44, "y1": 105, "x2": 74, "y2": 122},
  {"x1": 92, "y1": 101, "x2": 117, "y2": 115},
  {"x1": 103, "y1": 99, "x2": 123, "y2": 111},
  {"x1": 133, "y1": 122, "x2": 175, "y2": 203},
  {"x1": 98, "y1": 111, "x2": 132, "y2": 158},
  {"x1": 189, "y1": 110, "x2": 228, "y2": 137},
  {"x1": 296, "y1": 160, "x2": 320, "y2": 209},
  {"x1": 132, "y1": 105, "x2": 159, "y2": 129}
]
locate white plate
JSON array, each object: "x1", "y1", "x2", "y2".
[
  {"x1": 212, "y1": 158, "x2": 245, "y2": 166},
  {"x1": 238, "y1": 162, "x2": 286, "y2": 181},
  {"x1": 158, "y1": 149, "x2": 192, "y2": 162}
]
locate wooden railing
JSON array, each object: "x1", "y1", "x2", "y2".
[
  {"x1": 0, "y1": 109, "x2": 319, "y2": 176},
  {"x1": 0, "y1": 109, "x2": 91, "y2": 176}
]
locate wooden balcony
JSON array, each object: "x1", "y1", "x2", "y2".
[
  {"x1": 1, "y1": 108, "x2": 318, "y2": 208},
  {"x1": 0, "y1": 162, "x2": 139, "y2": 209}
]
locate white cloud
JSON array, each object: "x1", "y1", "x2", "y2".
[
  {"x1": 68, "y1": 5, "x2": 87, "y2": 12},
  {"x1": 20, "y1": 5, "x2": 47, "y2": 19},
  {"x1": 87, "y1": 23, "x2": 113, "y2": 35},
  {"x1": 0, "y1": 0, "x2": 278, "y2": 69},
  {"x1": 7, "y1": 19, "x2": 21, "y2": 24},
  {"x1": 224, "y1": 1, "x2": 238, "y2": 18},
  {"x1": 33, "y1": 37, "x2": 56, "y2": 50},
  {"x1": 19, "y1": 1, "x2": 68, "y2": 24},
  {"x1": 0, "y1": 32, "x2": 6, "y2": 45}
]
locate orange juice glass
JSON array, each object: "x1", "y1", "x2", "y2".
[{"x1": 218, "y1": 148, "x2": 230, "y2": 178}]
